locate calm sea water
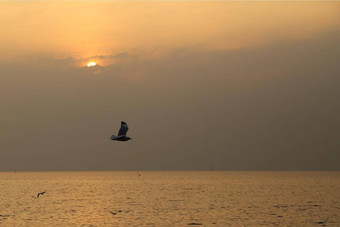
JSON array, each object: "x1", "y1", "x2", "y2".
[{"x1": 0, "y1": 171, "x2": 339, "y2": 226}]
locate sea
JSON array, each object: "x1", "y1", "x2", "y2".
[{"x1": 0, "y1": 171, "x2": 339, "y2": 226}]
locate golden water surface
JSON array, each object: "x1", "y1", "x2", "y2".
[{"x1": 0, "y1": 172, "x2": 339, "y2": 226}]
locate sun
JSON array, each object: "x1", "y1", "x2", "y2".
[{"x1": 87, "y1": 61, "x2": 97, "y2": 67}]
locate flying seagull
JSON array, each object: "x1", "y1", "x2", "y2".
[
  {"x1": 110, "y1": 121, "x2": 132, "y2": 141},
  {"x1": 109, "y1": 210, "x2": 122, "y2": 216},
  {"x1": 37, "y1": 191, "x2": 46, "y2": 198}
]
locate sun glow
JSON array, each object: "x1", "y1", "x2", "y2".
[{"x1": 87, "y1": 61, "x2": 96, "y2": 67}]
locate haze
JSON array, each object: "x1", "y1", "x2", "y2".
[{"x1": 0, "y1": 2, "x2": 339, "y2": 171}]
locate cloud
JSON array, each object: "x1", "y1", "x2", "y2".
[
  {"x1": 1, "y1": 2, "x2": 339, "y2": 63},
  {"x1": 0, "y1": 29, "x2": 339, "y2": 170}
]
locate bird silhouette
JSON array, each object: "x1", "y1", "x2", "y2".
[
  {"x1": 110, "y1": 121, "x2": 132, "y2": 141},
  {"x1": 37, "y1": 191, "x2": 46, "y2": 198},
  {"x1": 109, "y1": 210, "x2": 122, "y2": 216}
]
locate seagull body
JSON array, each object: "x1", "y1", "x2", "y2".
[
  {"x1": 37, "y1": 191, "x2": 46, "y2": 198},
  {"x1": 110, "y1": 121, "x2": 132, "y2": 141}
]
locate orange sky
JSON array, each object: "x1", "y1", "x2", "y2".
[
  {"x1": 1, "y1": 2, "x2": 339, "y2": 66},
  {"x1": 0, "y1": 2, "x2": 339, "y2": 171}
]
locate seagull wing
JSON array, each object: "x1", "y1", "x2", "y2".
[
  {"x1": 110, "y1": 135, "x2": 125, "y2": 140},
  {"x1": 118, "y1": 121, "x2": 129, "y2": 136}
]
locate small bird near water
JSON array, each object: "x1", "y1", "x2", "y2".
[
  {"x1": 110, "y1": 121, "x2": 132, "y2": 141},
  {"x1": 109, "y1": 210, "x2": 122, "y2": 216},
  {"x1": 37, "y1": 191, "x2": 46, "y2": 198}
]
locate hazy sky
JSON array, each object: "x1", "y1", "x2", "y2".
[{"x1": 0, "y1": 2, "x2": 339, "y2": 171}]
